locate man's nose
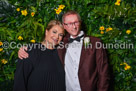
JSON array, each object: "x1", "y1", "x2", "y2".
[{"x1": 72, "y1": 23, "x2": 76, "y2": 28}]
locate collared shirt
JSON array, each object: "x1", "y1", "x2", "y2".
[{"x1": 65, "y1": 31, "x2": 84, "y2": 91}]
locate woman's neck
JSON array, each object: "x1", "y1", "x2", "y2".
[{"x1": 41, "y1": 40, "x2": 55, "y2": 50}]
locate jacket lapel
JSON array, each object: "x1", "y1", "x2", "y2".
[{"x1": 79, "y1": 35, "x2": 90, "y2": 70}]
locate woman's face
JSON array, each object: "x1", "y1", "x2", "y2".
[{"x1": 45, "y1": 25, "x2": 64, "y2": 46}]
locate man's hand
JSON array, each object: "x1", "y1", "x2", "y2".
[{"x1": 18, "y1": 47, "x2": 29, "y2": 59}]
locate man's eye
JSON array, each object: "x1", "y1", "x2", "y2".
[
  {"x1": 75, "y1": 22, "x2": 78, "y2": 24},
  {"x1": 69, "y1": 23, "x2": 73, "y2": 25},
  {"x1": 64, "y1": 23, "x2": 68, "y2": 25}
]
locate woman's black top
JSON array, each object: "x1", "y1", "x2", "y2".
[{"x1": 13, "y1": 43, "x2": 65, "y2": 91}]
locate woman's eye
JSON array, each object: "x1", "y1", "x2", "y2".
[
  {"x1": 53, "y1": 31, "x2": 57, "y2": 33},
  {"x1": 59, "y1": 34, "x2": 64, "y2": 37}
]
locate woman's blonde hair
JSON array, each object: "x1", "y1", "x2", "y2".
[{"x1": 46, "y1": 20, "x2": 64, "y2": 31}]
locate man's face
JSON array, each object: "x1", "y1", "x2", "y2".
[{"x1": 63, "y1": 14, "x2": 81, "y2": 38}]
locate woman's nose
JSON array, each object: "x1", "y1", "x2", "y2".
[{"x1": 55, "y1": 34, "x2": 59, "y2": 39}]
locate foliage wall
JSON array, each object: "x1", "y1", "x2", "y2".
[{"x1": 0, "y1": 0, "x2": 136, "y2": 91}]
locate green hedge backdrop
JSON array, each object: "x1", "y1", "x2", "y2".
[{"x1": 0, "y1": 0, "x2": 136, "y2": 91}]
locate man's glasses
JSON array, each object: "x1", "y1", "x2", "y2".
[{"x1": 64, "y1": 21, "x2": 80, "y2": 27}]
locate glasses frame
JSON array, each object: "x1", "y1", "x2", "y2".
[{"x1": 63, "y1": 21, "x2": 80, "y2": 27}]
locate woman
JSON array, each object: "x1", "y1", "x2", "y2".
[{"x1": 13, "y1": 20, "x2": 65, "y2": 91}]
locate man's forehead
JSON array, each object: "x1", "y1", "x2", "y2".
[{"x1": 64, "y1": 14, "x2": 79, "y2": 22}]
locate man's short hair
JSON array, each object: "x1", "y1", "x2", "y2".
[{"x1": 62, "y1": 10, "x2": 81, "y2": 23}]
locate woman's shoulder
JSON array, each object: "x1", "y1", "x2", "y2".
[
  {"x1": 26, "y1": 43, "x2": 43, "y2": 61},
  {"x1": 27, "y1": 43, "x2": 41, "y2": 51},
  {"x1": 26, "y1": 43, "x2": 46, "y2": 52},
  {"x1": 16, "y1": 43, "x2": 44, "y2": 67}
]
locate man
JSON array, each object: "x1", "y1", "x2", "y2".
[{"x1": 18, "y1": 10, "x2": 110, "y2": 91}]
